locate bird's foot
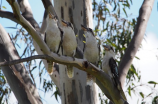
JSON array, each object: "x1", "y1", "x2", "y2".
[
  {"x1": 57, "y1": 53, "x2": 61, "y2": 57},
  {"x1": 72, "y1": 56, "x2": 75, "y2": 61}
]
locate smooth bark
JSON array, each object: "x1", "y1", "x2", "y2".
[{"x1": 118, "y1": 0, "x2": 155, "y2": 87}]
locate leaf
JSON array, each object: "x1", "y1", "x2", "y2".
[
  {"x1": 5, "y1": 27, "x2": 18, "y2": 29},
  {"x1": 135, "y1": 56, "x2": 140, "y2": 60},
  {"x1": 152, "y1": 96, "x2": 158, "y2": 103},
  {"x1": 76, "y1": 34, "x2": 78, "y2": 37},
  {"x1": 128, "y1": 85, "x2": 131, "y2": 96},
  {"x1": 2, "y1": 6, "x2": 6, "y2": 9},
  {"x1": 139, "y1": 92, "x2": 144, "y2": 98},
  {"x1": 148, "y1": 81, "x2": 158, "y2": 84},
  {"x1": 123, "y1": 8, "x2": 127, "y2": 17}
]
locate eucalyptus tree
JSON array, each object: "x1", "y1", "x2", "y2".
[{"x1": 0, "y1": 0, "x2": 155, "y2": 104}]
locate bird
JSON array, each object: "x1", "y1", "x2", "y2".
[
  {"x1": 61, "y1": 20, "x2": 77, "y2": 78},
  {"x1": 44, "y1": 13, "x2": 63, "y2": 75},
  {"x1": 81, "y1": 24, "x2": 99, "y2": 86},
  {"x1": 102, "y1": 45, "x2": 127, "y2": 101}
]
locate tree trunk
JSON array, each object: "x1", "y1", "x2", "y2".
[
  {"x1": 53, "y1": 0, "x2": 99, "y2": 104},
  {"x1": 0, "y1": 24, "x2": 42, "y2": 104}
]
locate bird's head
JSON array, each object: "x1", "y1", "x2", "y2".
[
  {"x1": 48, "y1": 13, "x2": 58, "y2": 22},
  {"x1": 81, "y1": 24, "x2": 95, "y2": 37},
  {"x1": 103, "y1": 45, "x2": 115, "y2": 55},
  {"x1": 61, "y1": 20, "x2": 74, "y2": 30}
]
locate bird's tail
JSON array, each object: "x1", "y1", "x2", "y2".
[
  {"x1": 47, "y1": 61, "x2": 54, "y2": 75},
  {"x1": 67, "y1": 65, "x2": 74, "y2": 78},
  {"x1": 87, "y1": 74, "x2": 95, "y2": 86}
]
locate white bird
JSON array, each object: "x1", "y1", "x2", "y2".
[
  {"x1": 81, "y1": 25, "x2": 99, "y2": 86},
  {"x1": 102, "y1": 45, "x2": 127, "y2": 101},
  {"x1": 45, "y1": 13, "x2": 63, "y2": 75},
  {"x1": 61, "y1": 20, "x2": 77, "y2": 78}
]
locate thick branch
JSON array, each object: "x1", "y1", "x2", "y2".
[
  {"x1": 5, "y1": 0, "x2": 127, "y2": 103},
  {"x1": 17, "y1": 0, "x2": 40, "y2": 31},
  {"x1": 4, "y1": 0, "x2": 60, "y2": 90},
  {"x1": 7, "y1": 0, "x2": 50, "y2": 55},
  {"x1": 0, "y1": 24, "x2": 42, "y2": 104},
  {"x1": 118, "y1": 0, "x2": 155, "y2": 87},
  {"x1": 0, "y1": 53, "x2": 127, "y2": 104}
]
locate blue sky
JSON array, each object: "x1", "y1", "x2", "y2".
[{"x1": 0, "y1": 0, "x2": 158, "y2": 104}]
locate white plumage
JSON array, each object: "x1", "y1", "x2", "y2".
[
  {"x1": 45, "y1": 14, "x2": 63, "y2": 75},
  {"x1": 45, "y1": 16, "x2": 61, "y2": 53},
  {"x1": 102, "y1": 48, "x2": 115, "y2": 78},
  {"x1": 102, "y1": 45, "x2": 127, "y2": 101},
  {"x1": 62, "y1": 20, "x2": 77, "y2": 78},
  {"x1": 81, "y1": 25, "x2": 99, "y2": 86}
]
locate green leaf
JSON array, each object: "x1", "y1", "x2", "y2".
[
  {"x1": 148, "y1": 81, "x2": 158, "y2": 84},
  {"x1": 123, "y1": 8, "x2": 127, "y2": 17},
  {"x1": 135, "y1": 56, "x2": 140, "y2": 60},
  {"x1": 128, "y1": 86, "x2": 131, "y2": 96},
  {"x1": 2, "y1": 6, "x2": 6, "y2": 9},
  {"x1": 152, "y1": 96, "x2": 158, "y2": 103},
  {"x1": 139, "y1": 92, "x2": 144, "y2": 98}
]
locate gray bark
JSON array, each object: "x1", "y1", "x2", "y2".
[
  {"x1": 118, "y1": 0, "x2": 155, "y2": 87},
  {"x1": 53, "y1": 0, "x2": 99, "y2": 104},
  {"x1": 0, "y1": 24, "x2": 42, "y2": 104}
]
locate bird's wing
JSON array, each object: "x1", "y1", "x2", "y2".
[
  {"x1": 97, "y1": 40, "x2": 100, "y2": 67},
  {"x1": 83, "y1": 41, "x2": 86, "y2": 53},
  {"x1": 109, "y1": 57, "x2": 119, "y2": 78},
  {"x1": 57, "y1": 27, "x2": 64, "y2": 54},
  {"x1": 109, "y1": 57, "x2": 127, "y2": 101},
  {"x1": 44, "y1": 33, "x2": 47, "y2": 43}
]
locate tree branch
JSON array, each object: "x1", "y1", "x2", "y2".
[
  {"x1": 4, "y1": 0, "x2": 128, "y2": 103},
  {"x1": 0, "y1": 24, "x2": 42, "y2": 104},
  {"x1": 6, "y1": 0, "x2": 50, "y2": 54},
  {"x1": 0, "y1": 53, "x2": 128, "y2": 104},
  {"x1": 17, "y1": 0, "x2": 40, "y2": 31},
  {"x1": 0, "y1": 10, "x2": 19, "y2": 23},
  {"x1": 118, "y1": 0, "x2": 155, "y2": 87}
]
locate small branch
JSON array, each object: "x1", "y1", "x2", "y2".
[
  {"x1": 41, "y1": 0, "x2": 58, "y2": 19},
  {"x1": 0, "y1": 55, "x2": 55, "y2": 66},
  {"x1": 118, "y1": 0, "x2": 155, "y2": 87},
  {"x1": 0, "y1": 10, "x2": 19, "y2": 23}
]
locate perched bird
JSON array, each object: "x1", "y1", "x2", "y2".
[
  {"x1": 102, "y1": 45, "x2": 127, "y2": 101},
  {"x1": 81, "y1": 25, "x2": 99, "y2": 86},
  {"x1": 61, "y1": 20, "x2": 77, "y2": 78},
  {"x1": 44, "y1": 13, "x2": 63, "y2": 75}
]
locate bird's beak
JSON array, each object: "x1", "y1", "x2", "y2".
[
  {"x1": 81, "y1": 24, "x2": 87, "y2": 31},
  {"x1": 49, "y1": 13, "x2": 53, "y2": 19},
  {"x1": 103, "y1": 45, "x2": 110, "y2": 51},
  {"x1": 61, "y1": 20, "x2": 67, "y2": 26}
]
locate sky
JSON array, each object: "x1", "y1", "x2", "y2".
[{"x1": 0, "y1": 0, "x2": 158, "y2": 104}]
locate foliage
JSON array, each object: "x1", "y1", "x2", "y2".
[
  {"x1": 0, "y1": 0, "x2": 157, "y2": 103},
  {"x1": 92, "y1": 0, "x2": 158, "y2": 103},
  {"x1": 0, "y1": 69, "x2": 11, "y2": 104}
]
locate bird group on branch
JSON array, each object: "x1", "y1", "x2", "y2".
[{"x1": 44, "y1": 13, "x2": 126, "y2": 101}]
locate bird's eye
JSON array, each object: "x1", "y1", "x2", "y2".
[{"x1": 110, "y1": 47, "x2": 114, "y2": 52}]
